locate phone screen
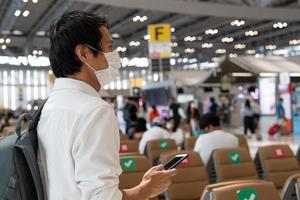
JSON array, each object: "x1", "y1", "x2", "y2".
[{"x1": 163, "y1": 154, "x2": 189, "y2": 170}]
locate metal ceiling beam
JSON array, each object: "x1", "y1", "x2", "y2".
[
  {"x1": 0, "y1": 0, "x2": 26, "y2": 31},
  {"x1": 77, "y1": 0, "x2": 300, "y2": 20}
]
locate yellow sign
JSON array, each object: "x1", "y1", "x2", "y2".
[
  {"x1": 130, "y1": 78, "x2": 145, "y2": 88},
  {"x1": 149, "y1": 24, "x2": 171, "y2": 43}
]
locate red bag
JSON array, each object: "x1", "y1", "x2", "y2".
[{"x1": 268, "y1": 123, "x2": 281, "y2": 136}]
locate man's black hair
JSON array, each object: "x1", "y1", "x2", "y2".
[
  {"x1": 49, "y1": 11, "x2": 108, "y2": 78},
  {"x1": 199, "y1": 113, "x2": 220, "y2": 130}
]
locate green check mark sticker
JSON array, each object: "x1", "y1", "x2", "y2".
[
  {"x1": 228, "y1": 151, "x2": 241, "y2": 164},
  {"x1": 237, "y1": 188, "x2": 258, "y2": 200},
  {"x1": 160, "y1": 140, "x2": 169, "y2": 150},
  {"x1": 120, "y1": 157, "x2": 137, "y2": 171}
]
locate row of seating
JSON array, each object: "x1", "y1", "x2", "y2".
[{"x1": 119, "y1": 150, "x2": 300, "y2": 200}]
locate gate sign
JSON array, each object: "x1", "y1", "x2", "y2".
[{"x1": 148, "y1": 24, "x2": 172, "y2": 59}]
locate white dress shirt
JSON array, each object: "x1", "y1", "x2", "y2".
[
  {"x1": 138, "y1": 126, "x2": 171, "y2": 154},
  {"x1": 37, "y1": 78, "x2": 122, "y2": 200},
  {"x1": 193, "y1": 130, "x2": 239, "y2": 164}
]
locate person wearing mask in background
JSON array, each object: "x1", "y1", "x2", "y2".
[
  {"x1": 194, "y1": 113, "x2": 239, "y2": 164},
  {"x1": 209, "y1": 97, "x2": 218, "y2": 114},
  {"x1": 166, "y1": 117, "x2": 184, "y2": 147},
  {"x1": 186, "y1": 101, "x2": 201, "y2": 136},
  {"x1": 148, "y1": 105, "x2": 160, "y2": 124},
  {"x1": 38, "y1": 11, "x2": 176, "y2": 200},
  {"x1": 139, "y1": 117, "x2": 171, "y2": 154},
  {"x1": 243, "y1": 99, "x2": 255, "y2": 138}
]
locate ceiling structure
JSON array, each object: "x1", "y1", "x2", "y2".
[{"x1": 0, "y1": 0, "x2": 300, "y2": 67}]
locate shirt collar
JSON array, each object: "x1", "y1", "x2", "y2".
[{"x1": 53, "y1": 78, "x2": 99, "y2": 97}]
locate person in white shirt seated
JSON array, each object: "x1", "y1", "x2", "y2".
[
  {"x1": 193, "y1": 113, "x2": 239, "y2": 164},
  {"x1": 139, "y1": 117, "x2": 171, "y2": 154},
  {"x1": 166, "y1": 117, "x2": 184, "y2": 147}
]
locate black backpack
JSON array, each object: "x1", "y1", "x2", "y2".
[{"x1": 0, "y1": 103, "x2": 45, "y2": 200}]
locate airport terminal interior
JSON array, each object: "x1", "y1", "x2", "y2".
[{"x1": 2, "y1": 0, "x2": 300, "y2": 199}]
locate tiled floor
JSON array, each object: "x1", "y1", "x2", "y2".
[{"x1": 232, "y1": 116, "x2": 300, "y2": 157}]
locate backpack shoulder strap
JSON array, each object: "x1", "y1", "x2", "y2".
[{"x1": 28, "y1": 100, "x2": 47, "y2": 131}]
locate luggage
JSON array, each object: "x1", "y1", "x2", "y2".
[
  {"x1": 0, "y1": 103, "x2": 45, "y2": 200},
  {"x1": 268, "y1": 123, "x2": 281, "y2": 136}
]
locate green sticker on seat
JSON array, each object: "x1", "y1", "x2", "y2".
[
  {"x1": 228, "y1": 151, "x2": 241, "y2": 164},
  {"x1": 160, "y1": 140, "x2": 169, "y2": 150},
  {"x1": 237, "y1": 188, "x2": 258, "y2": 200},
  {"x1": 120, "y1": 157, "x2": 137, "y2": 171}
]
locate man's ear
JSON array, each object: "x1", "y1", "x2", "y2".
[{"x1": 75, "y1": 44, "x2": 89, "y2": 63}]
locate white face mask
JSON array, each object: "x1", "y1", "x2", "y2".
[
  {"x1": 85, "y1": 45, "x2": 121, "y2": 90},
  {"x1": 166, "y1": 123, "x2": 173, "y2": 130}
]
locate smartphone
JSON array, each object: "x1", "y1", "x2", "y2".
[{"x1": 163, "y1": 154, "x2": 189, "y2": 170}]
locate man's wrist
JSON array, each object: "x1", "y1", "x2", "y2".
[{"x1": 137, "y1": 182, "x2": 151, "y2": 200}]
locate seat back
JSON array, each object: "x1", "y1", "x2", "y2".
[
  {"x1": 183, "y1": 136, "x2": 197, "y2": 150},
  {"x1": 256, "y1": 145, "x2": 300, "y2": 189},
  {"x1": 281, "y1": 173, "x2": 300, "y2": 200},
  {"x1": 233, "y1": 134, "x2": 249, "y2": 150},
  {"x1": 146, "y1": 139, "x2": 177, "y2": 165},
  {"x1": 119, "y1": 140, "x2": 139, "y2": 154},
  {"x1": 160, "y1": 150, "x2": 209, "y2": 200},
  {"x1": 119, "y1": 132, "x2": 129, "y2": 140},
  {"x1": 201, "y1": 180, "x2": 280, "y2": 200},
  {"x1": 119, "y1": 155, "x2": 151, "y2": 189},
  {"x1": 213, "y1": 147, "x2": 258, "y2": 182}
]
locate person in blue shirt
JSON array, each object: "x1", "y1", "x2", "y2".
[{"x1": 276, "y1": 98, "x2": 286, "y2": 120}]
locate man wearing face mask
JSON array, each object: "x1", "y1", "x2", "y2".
[
  {"x1": 37, "y1": 11, "x2": 177, "y2": 200},
  {"x1": 193, "y1": 113, "x2": 239, "y2": 165}
]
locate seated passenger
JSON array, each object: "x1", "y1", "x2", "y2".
[
  {"x1": 193, "y1": 113, "x2": 239, "y2": 164},
  {"x1": 166, "y1": 117, "x2": 184, "y2": 146},
  {"x1": 139, "y1": 117, "x2": 171, "y2": 154}
]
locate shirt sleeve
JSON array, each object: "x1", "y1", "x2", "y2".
[{"x1": 72, "y1": 105, "x2": 122, "y2": 200}]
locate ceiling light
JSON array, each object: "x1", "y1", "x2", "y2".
[
  {"x1": 260, "y1": 73, "x2": 277, "y2": 77},
  {"x1": 1, "y1": 45, "x2": 7, "y2": 50},
  {"x1": 215, "y1": 48, "x2": 226, "y2": 54},
  {"x1": 184, "y1": 36, "x2": 196, "y2": 42},
  {"x1": 221, "y1": 37, "x2": 234, "y2": 43},
  {"x1": 38, "y1": 50, "x2": 43, "y2": 55},
  {"x1": 231, "y1": 72, "x2": 253, "y2": 77},
  {"x1": 231, "y1": 20, "x2": 245, "y2": 27},
  {"x1": 289, "y1": 39, "x2": 300, "y2": 45},
  {"x1": 265, "y1": 44, "x2": 277, "y2": 50},
  {"x1": 144, "y1": 35, "x2": 150, "y2": 40},
  {"x1": 32, "y1": 0, "x2": 38, "y2": 3},
  {"x1": 129, "y1": 41, "x2": 140, "y2": 47},
  {"x1": 14, "y1": 10, "x2": 21, "y2": 17},
  {"x1": 5, "y1": 38, "x2": 11, "y2": 44},
  {"x1": 205, "y1": 29, "x2": 218, "y2": 35},
  {"x1": 211, "y1": 57, "x2": 222, "y2": 62},
  {"x1": 117, "y1": 46, "x2": 127, "y2": 52},
  {"x1": 23, "y1": 10, "x2": 30, "y2": 17},
  {"x1": 133, "y1": 16, "x2": 140, "y2": 22},
  {"x1": 273, "y1": 22, "x2": 288, "y2": 29},
  {"x1": 171, "y1": 52, "x2": 180, "y2": 57},
  {"x1": 234, "y1": 43, "x2": 246, "y2": 49},
  {"x1": 23, "y1": 0, "x2": 28, "y2": 2},
  {"x1": 229, "y1": 53, "x2": 238, "y2": 58},
  {"x1": 202, "y1": 43, "x2": 213, "y2": 48},
  {"x1": 33, "y1": 50, "x2": 38, "y2": 55},
  {"x1": 36, "y1": 31, "x2": 46, "y2": 36},
  {"x1": 0, "y1": 38, "x2": 4, "y2": 43},
  {"x1": 245, "y1": 49, "x2": 256, "y2": 55},
  {"x1": 12, "y1": 30, "x2": 22, "y2": 35},
  {"x1": 140, "y1": 16, "x2": 148, "y2": 22},
  {"x1": 245, "y1": 30, "x2": 259, "y2": 37},
  {"x1": 111, "y1": 33, "x2": 120, "y2": 39},
  {"x1": 171, "y1": 42, "x2": 178, "y2": 47},
  {"x1": 171, "y1": 27, "x2": 175, "y2": 32},
  {"x1": 184, "y1": 48, "x2": 195, "y2": 53},
  {"x1": 290, "y1": 73, "x2": 300, "y2": 77}
]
